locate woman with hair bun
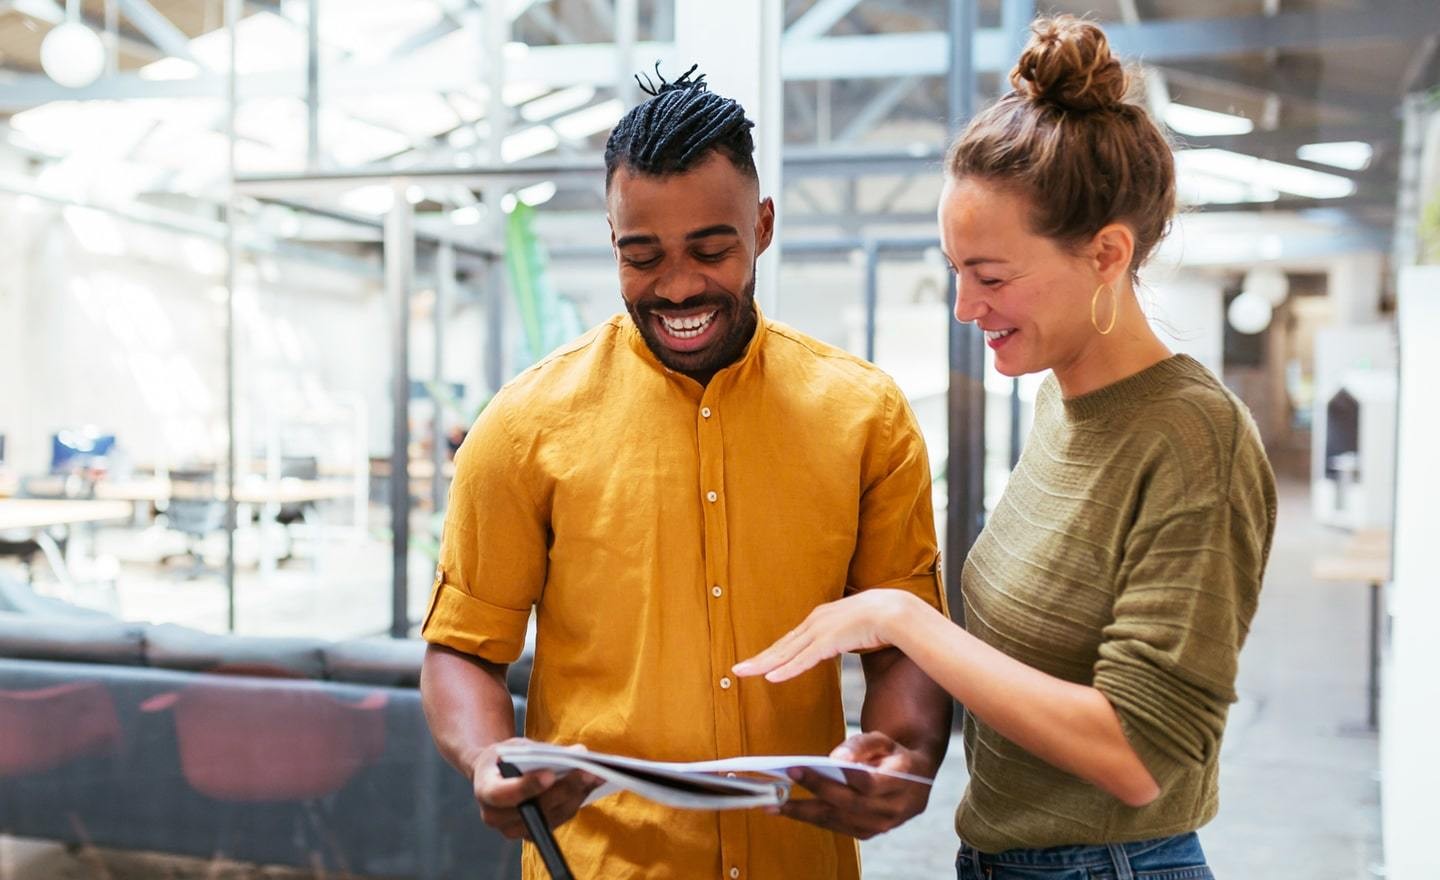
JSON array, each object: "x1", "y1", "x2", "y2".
[{"x1": 736, "y1": 15, "x2": 1275, "y2": 879}]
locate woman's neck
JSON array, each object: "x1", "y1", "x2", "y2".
[{"x1": 1052, "y1": 292, "x2": 1173, "y2": 399}]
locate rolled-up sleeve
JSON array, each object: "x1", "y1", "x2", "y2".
[
  {"x1": 421, "y1": 398, "x2": 547, "y2": 664},
  {"x1": 846, "y1": 386, "x2": 947, "y2": 616},
  {"x1": 1093, "y1": 495, "x2": 1270, "y2": 785}
]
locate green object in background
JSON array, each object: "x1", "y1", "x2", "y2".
[
  {"x1": 1421, "y1": 189, "x2": 1440, "y2": 265},
  {"x1": 505, "y1": 201, "x2": 584, "y2": 365}
]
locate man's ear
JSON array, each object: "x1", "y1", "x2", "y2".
[
  {"x1": 755, "y1": 197, "x2": 776, "y2": 255},
  {"x1": 607, "y1": 215, "x2": 619, "y2": 260}
]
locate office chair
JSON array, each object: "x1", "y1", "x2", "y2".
[
  {"x1": 275, "y1": 455, "x2": 319, "y2": 563},
  {"x1": 0, "y1": 475, "x2": 94, "y2": 583},
  {"x1": 160, "y1": 469, "x2": 226, "y2": 580},
  {"x1": 0, "y1": 536, "x2": 41, "y2": 582}
]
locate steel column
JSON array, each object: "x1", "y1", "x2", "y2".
[
  {"x1": 222, "y1": 0, "x2": 240, "y2": 632},
  {"x1": 387, "y1": 181, "x2": 415, "y2": 639},
  {"x1": 946, "y1": 0, "x2": 984, "y2": 622}
]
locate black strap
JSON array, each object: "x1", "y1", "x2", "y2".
[{"x1": 497, "y1": 760, "x2": 576, "y2": 880}]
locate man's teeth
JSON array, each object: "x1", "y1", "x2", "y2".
[
  {"x1": 985, "y1": 329, "x2": 1016, "y2": 342},
  {"x1": 660, "y1": 310, "x2": 716, "y2": 339}
]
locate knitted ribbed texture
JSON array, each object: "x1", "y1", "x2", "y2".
[{"x1": 955, "y1": 355, "x2": 1277, "y2": 852}]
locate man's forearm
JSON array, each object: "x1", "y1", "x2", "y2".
[
  {"x1": 420, "y1": 644, "x2": 519, "y2": 781},
  {"x1": 859, "y1": 647, "x2": 952, "y2": 773}
]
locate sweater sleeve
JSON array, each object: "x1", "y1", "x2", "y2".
[{"x1": 1092, "y1": 447, "x2": 1275, "y2": 785}]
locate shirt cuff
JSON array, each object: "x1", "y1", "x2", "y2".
[
  {"x1": 420, "y1": 582, "x2": 531, "y2": 664},
  {"x1": 849, "y1": 553, "x2": 948, "y2": 617}
]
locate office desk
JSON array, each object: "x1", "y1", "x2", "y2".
[
  {"x1": 0, "y1": 499, "x2": 133, "y2": 596},
  {"x1": 96, "y1": 478, "x2": 354, "y2": 574},
  {"x1": 0, "y1": 499, "x2": 134, "y2": 531},
  {"x1": 1313, "y1": 529, "x2": 1392, "y2": 731},
  {"x1": 96, "y1": 478, "x2": 353, "y2": 507}
]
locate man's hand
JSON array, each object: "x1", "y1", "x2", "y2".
[
  {"x1": 775, "y1": 731, "x2": 933, "y2": 840},
  {"x1": 470, "y1": 738, "x2": 604, "y2": 840}
]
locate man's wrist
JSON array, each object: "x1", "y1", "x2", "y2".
[
  {"x1": 464, "y1": 745, "x2": 496, "y2": 782},
  {"x1": 462, "y1": 732, "x2": 518, "y2": 783}
]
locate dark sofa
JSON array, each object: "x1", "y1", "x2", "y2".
[{"x1": 0, "y1": 609, "x2": 528, "y2": 879}]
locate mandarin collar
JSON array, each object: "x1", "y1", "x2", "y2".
[{"x1": 624, "y1": 301, "x2": 769, "y2": 393}]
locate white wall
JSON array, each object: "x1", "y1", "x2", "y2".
[
  {"x1": 0, "y1": 201, "x2": 31, "y2": 467},
  {"x1": 1143, "y1": 271, "x2": 1225, "y2": 377},
  {"x1": 0, "y1": 196, "x2": 398, "y2": 476},
  {"x1": 1328, "y1": 251, "x2": 1386, "y2": 325},
  {"x1": 1310, "y1": 324, "x2": 1397, "y2": 526},
  {"x1": 1383, "y1": 265, "x2": 1440, "y2": 880}
]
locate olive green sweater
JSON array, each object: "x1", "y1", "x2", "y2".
[{"x1": 955, "y1": 355, "x2": 1277, "y2": 852}]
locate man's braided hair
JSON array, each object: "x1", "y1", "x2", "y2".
[{"x1": 604, "y1": 63, "x2": 757, "y2": 188}]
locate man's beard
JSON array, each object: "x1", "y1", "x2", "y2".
[{"x1": 626, "y1": 273, "x2": 759, "y2": 382}]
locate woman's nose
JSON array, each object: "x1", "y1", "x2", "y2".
[{"x1": 952, "y1": 277, "x2": 989, "y2": 324}]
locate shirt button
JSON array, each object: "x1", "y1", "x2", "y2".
[
  {"x1": 701, "y1": 406, "x2": 712, "y2": 418},
  {"x1": 720, "y1": 676, "x2": 732, "y2": 689},
  {"x1": 711, "y1": 585, "x2": 723, "y2": 598},
  {"x1": 706, "y1": 491, "x2": 718, "y2": 503},
  {"x1": 730, "y1": 870, "x2": 741, "y2": 879}
]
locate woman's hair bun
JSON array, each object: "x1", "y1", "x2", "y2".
[{"x1": 1009, "y1": 15, "x2": 1128, "y2": 113}]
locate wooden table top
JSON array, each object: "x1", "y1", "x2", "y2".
[
  {"x1": 0, "y1": 499, "x2": 135, "y2": 531},
  {"x1": 1312, "y1": 529, "x2": 1392, "y2": 583}
]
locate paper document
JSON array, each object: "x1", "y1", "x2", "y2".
[{"x1": 495, "y1": 743, "x2": 933, "y2": 812}]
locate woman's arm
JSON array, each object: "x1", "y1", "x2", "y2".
[{"x1": 733, "y1": 590, "x2": 1159, "y2": 807}]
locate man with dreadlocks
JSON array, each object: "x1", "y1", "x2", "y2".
[{"x1": 420, "y1": 65, "x2": 952, "y2": 879}]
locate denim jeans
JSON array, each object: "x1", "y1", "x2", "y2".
[{"x1": 956, "y1": 832, "x2": 1215, "y2": 880}]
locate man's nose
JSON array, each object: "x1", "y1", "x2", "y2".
[{"x1": 654, "y1": 267, "x2": 707, "y2": 304}]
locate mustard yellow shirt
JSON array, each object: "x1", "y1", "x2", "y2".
[{"x1": 422, "y1": 309, "x2": 946, "y2": 880}]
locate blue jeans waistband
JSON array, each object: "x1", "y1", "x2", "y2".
[{"x1": 957, "y1": 831, "x2": 1212, "y2": 878}]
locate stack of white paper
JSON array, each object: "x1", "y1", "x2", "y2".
[{"x1": 495, "y1": 744, "x2": 934, "y2": 811}]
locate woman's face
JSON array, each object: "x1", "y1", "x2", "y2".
[{"x1": 937, "y1": 176, "x2": 1104, "y2": 379}]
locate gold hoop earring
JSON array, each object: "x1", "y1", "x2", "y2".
[{"x1": 1090, "y1": 282, "x2": 1118, "y2": 335}]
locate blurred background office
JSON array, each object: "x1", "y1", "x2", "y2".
[{"x1": 0, "y1": 1, "x2": 1437, "y2": 878}]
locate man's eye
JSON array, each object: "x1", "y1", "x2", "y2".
[
  {"x1": 625, "y1": 255, "x2": 661, "y2": 269},
  {"x1": 694, "y1": 250, "x2": 729, "y2": 262},
  {"x1": 980, "y1": 277, "x2": 1003, "y2": 287}
]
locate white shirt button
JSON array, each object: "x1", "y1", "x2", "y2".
[
  {"x1": 730, "y1": 870, "x2": 741, "y2": 879},
  {"x1": 701, "y1": 406, "x2": 712, "y2": 418},
  {"x1": 706, "y1": 490, "x2": 718, "y2": 503},
  {"x1": 711, "y1": 585, "x2": 723, "y2": 598},
  {"x1": 720, "y1": 676, "x2": 732, "y2": 689}
]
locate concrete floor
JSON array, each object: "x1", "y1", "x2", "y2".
[
  {"x1": 2, "y1": 480, "x2": 1383, "y2": 878},
  {"x1": 1201, "y1": 480, "x2": 1383, "y2": 879}
]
